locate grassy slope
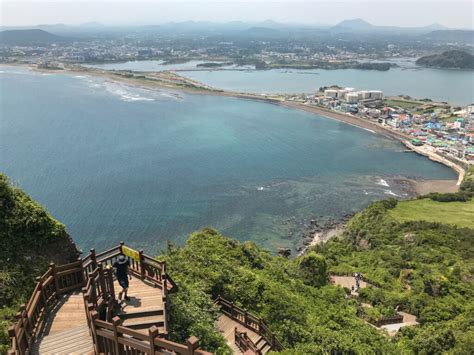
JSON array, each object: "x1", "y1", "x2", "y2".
[
  {"x1": 389, "y1": 198, "x2": 474, "y2": 228},
  {"x1": 318, "y1": 198, "x2": 474, "y2": 354}
]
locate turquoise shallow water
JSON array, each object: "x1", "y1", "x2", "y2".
[{"x1": 0, "y1": 67, "x2": 456, "y2": 253}]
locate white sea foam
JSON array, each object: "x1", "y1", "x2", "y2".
[
  {"x1": 362, "y1": 127, "x2": 376, "y2": 134},
  {"x1": 376, "y1": 178, "x2": 390, "y2": 187},
  {"x1": 383, "y1": 190, "x2": 399, "y2": 197}
]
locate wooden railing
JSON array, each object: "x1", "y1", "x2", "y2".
[
  {"x1": 215, "y1": 296, "x2": 284, "y2": 352},
  {"x1": 235, "y1": 328, "x2": 261, "y2": 355},
  {"x1": 90, "y1": 314, "x2": 211, "y2": 355},
  {"x1": 8, "y1": 259, "x2": 86, "y2": 355},
  {"x1": 9, "y1": 242, "x2": 209, "y2": 355}
]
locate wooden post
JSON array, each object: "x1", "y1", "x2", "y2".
[
  {"x1": 50, "y1": 263, "x2": 60, "y2": 296},
  {"x1": 78, "y1": 257, "x2": 85, "y2": 286},
  {"x1": 244, "y1": 308, "x2": 248, "y2": 325},
  {"x1": 36, "y1": 277, "x2": 47, "y2": 308},
  {"x1": 98, "y1": 262, "x2": 106, "y2": 297},
  {"x1": 111, "y1": 316, "x2": 121, "y2": 355},
  {"x1": 90, "y1": 311, "x2": 100, "y2": 354},
  {"x1": 106, "y1": 269, "x2": 116, "y2": 301},
  {"x1": 89, "y1": 273, "x2": 98, "y2": 306},
  {"x1": 148, "y1": 325, "x2": 159, "y2": 353},
  {"x1": 8, "y1": 326, "x2": 18, "y2": 353},
  {"x1": 139, "y1": 249, "x2": 145, "y2": 278},
  {"x1": 119, "y1": 241, "x2": 124, "y2": 253},
  {"x1": 186, "y1": 336, "x2": 199, "y2": 355},
  {"x1": 161, "y1": 262, "x2": 167, "y2": 279},
  {"x1": 90, "y1": 248, "x2": 97, "y2": 269},
  {"x1": 162, "y1": 276, "x2": 168, "y2": 301}
]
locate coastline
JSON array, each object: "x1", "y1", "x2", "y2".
[{"x1": 1, "y1": 62, "x2": 466, "y2": 187}]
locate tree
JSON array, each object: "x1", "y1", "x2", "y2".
[{"x1": 297, "y1": 252, "x2": 328, "y2": 287}]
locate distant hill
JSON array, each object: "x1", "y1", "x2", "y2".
[
  {"x1": 332, "y1": 18, "x2": 374, "y2": 31},
  {"x1": 331, "y1": 18, "x2": 448, "y2": 34},
  {"x1": 0, "y1": 29, "x2": 70, "y2": 45},
  {"x1": 422, "y1": 30, "x2": 474, "y2": 44},
  {"x1": 416, "y1": 50, "x2": 474, "y2": 69}
]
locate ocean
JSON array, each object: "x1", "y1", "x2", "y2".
[{"x1": 0, "y1": 67, "x2": 457, "y2": 253}]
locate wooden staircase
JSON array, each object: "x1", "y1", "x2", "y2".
[
  {"x1": 9, "y1": 243, "x2": 213, "y2": 355},
  {"x1": 215, "y1": 297, "x2": 283, "y2": 355},
  {"x1": 114, "y1": 277, "x2": 167, "y2": 334}
]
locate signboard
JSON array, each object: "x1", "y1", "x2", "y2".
[{"x1": 122, "y1": 246, "x2": 140, "y2": 262}]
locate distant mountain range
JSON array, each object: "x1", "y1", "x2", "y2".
[
  {"x1": 0, "y1": 29, "x2": 71, "y2": 45},
  {"x1": 330, "y1": 18, "x2": 448, "y2": 34},
  {"x1": 416, "y1": 50, "x2": 474, "y2": 69},
  {"x1": 0, "y1": 20, "x2": 472, "y2": 45},
  {"x1": 422, "y1": 30, "x2": 474, "y2": 44}
]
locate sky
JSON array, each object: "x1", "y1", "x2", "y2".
[{"x1": 1, "y1": 0, "x2": 473, "y2": 29}]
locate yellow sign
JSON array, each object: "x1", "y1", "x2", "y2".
[{"x1": 122, "y1": 246, "x2": 140, "y2": 262}]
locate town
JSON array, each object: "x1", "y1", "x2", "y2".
[{"x1": 286, "y1": 87, "x2": 474, "y2": 167}]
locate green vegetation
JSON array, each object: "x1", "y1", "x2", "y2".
[
  {"x1": 426, "y1": 191, "x2": 472, "y2": 202},
  {"x1": 416, "y1": 50, "x2": 474, "y2": 69},
  {"x1": 262, "y1": 61, "x2": 391, "y2": 71},
  {"x1": 317, "y1": 199, "x2": 474, "y2": 354},
  {"x1": 196, "y1": 62, "x2": 233, "y2": 68},
  {"x1": 388, "y1": 198, "x2": 474, "y2": 228},
  {"x1": 0, "y1": 174, "x2": 79, "y2": 352},
  {"x1": 164, "y1": 228, "x2": 393, "y2": 353},
  {"x1": 383, "y1": 99, "x2": 421, "y2": 110},
  {"x1": 460, "y1": 165, "x2": 474, "y2": 193}
]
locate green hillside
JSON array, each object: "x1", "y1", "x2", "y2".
[
  {"x1": 0, "y1": 174, "x2": 79, "y2": 352},
  {"x1": 416, "y1": 50, "x2": 474, "y2": 69},
  {"x1": 317, "y1": 198, "x2": 474, "y2": 353},
  {"x1": 389, "y1": 198, "x2": 474, "y2": 228}
]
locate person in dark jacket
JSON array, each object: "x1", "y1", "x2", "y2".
[{"x1": 113, "y1": 254, "x2": 131, "y2": 301}]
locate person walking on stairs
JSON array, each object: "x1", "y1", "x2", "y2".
[{"x1": 113, "y1": 254, "x2": 131, "y2": 301}]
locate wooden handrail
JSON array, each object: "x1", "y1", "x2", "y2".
[
  {"x1": 215, "y1": 296, "x2": 284, "y2": 352},
  {"x1": 9, "y1": 243, "x2": 181, "y2": 355},
  {"x1": 235, "y1": 328, "x2": 261, "y2": 355}
]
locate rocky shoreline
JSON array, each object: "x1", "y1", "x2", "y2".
[
  {"x1": 296, "y1": 214, "x2": 353, "y2": 256},
  {"x1": 294, "y1": 174, "x2": 457, "y2": 256}
]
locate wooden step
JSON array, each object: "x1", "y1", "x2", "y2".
[
  {"x1": 255, "y1": 336, "x2": 266, "y2": 349},
  {"x1": 261, "y1": 344, "x2": 272, "y2": 354},
  {"x1": 119, "y1": 307, "x2": 164, "y2": 319},
  {"x1": 122, "y1": 314, "x2": 165, "y2": 329}
]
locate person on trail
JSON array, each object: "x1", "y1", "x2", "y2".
[{"x1": 113, "y1": 254, "x2": 131, "y2": 301}]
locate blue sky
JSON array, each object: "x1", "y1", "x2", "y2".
[{"x1": 1, "y1": 0, "x2": 473, "y2": 29}]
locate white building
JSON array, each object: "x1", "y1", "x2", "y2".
[
  {"x1": 346, "y1": 92, "x2": 359, "y2": 104},
  {"x1": 324, "y1": 89, "x2": 338, "y2": 98}
]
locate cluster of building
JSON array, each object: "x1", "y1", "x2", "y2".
[
  {"x1": 323, "y1": 88, "x2": 383, "y2": 103},
  {"x1": 294, "y1": 87, "x2": 474, "y2": 164}
]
